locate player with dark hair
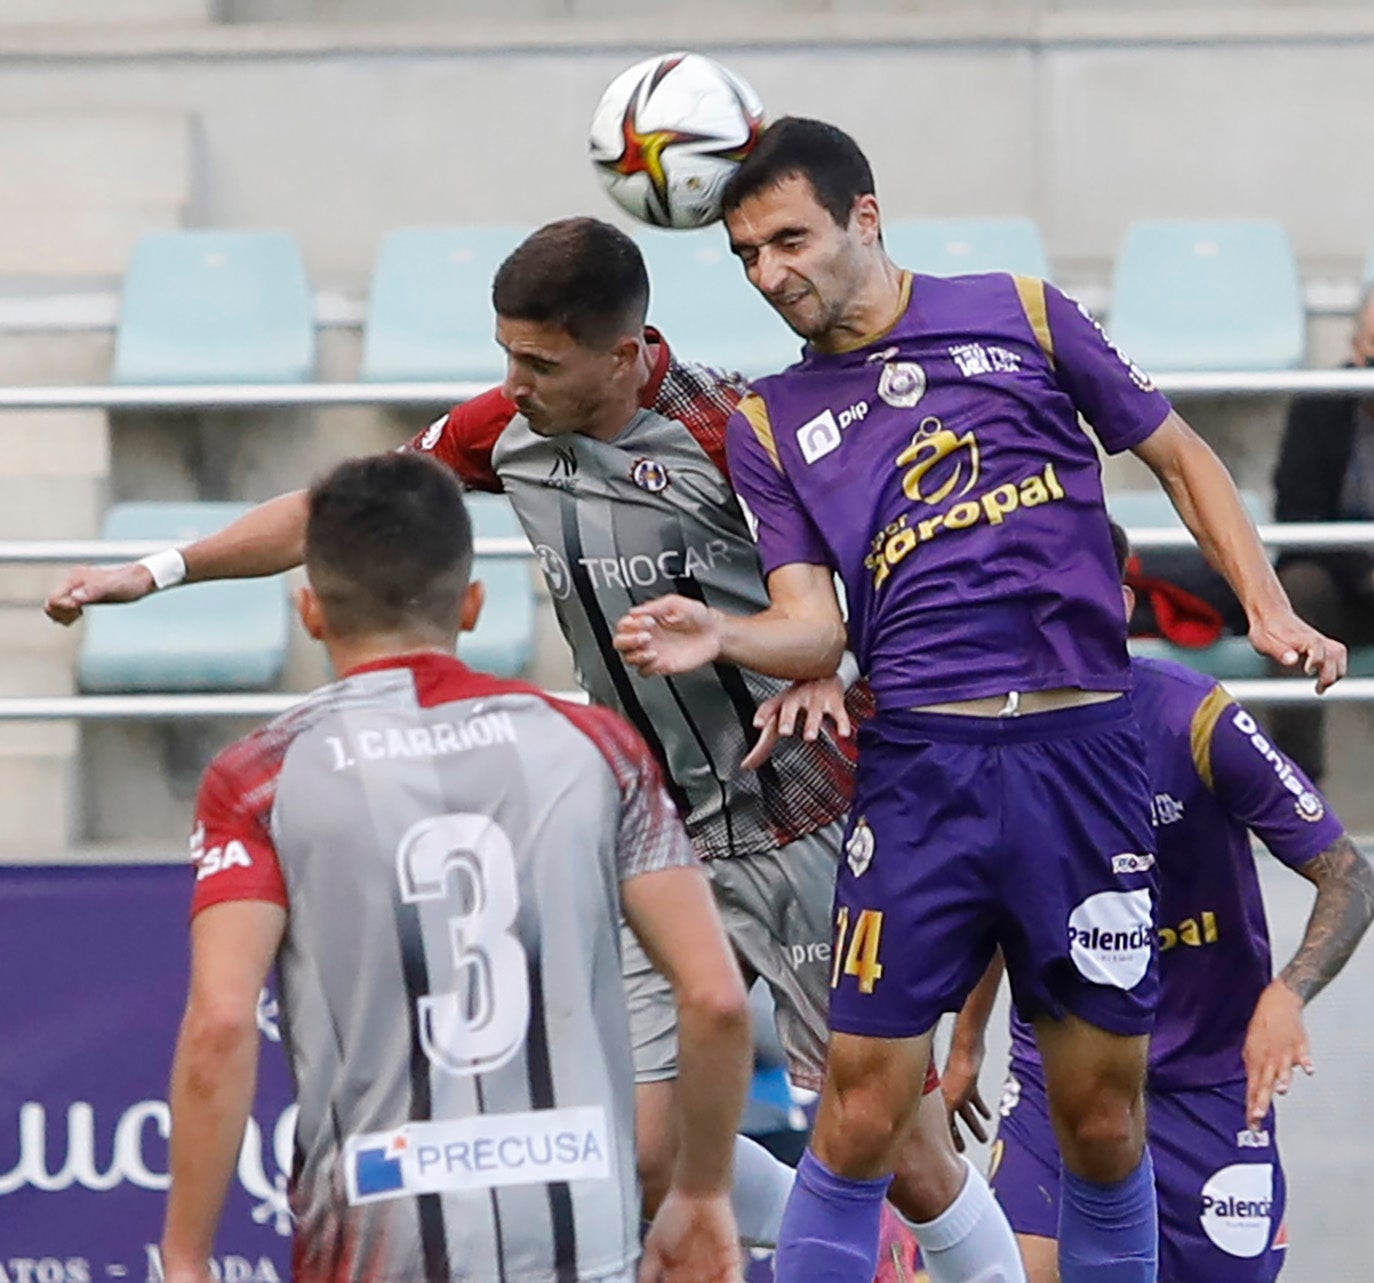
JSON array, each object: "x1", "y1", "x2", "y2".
[
  {"x1": 943, "y1": 520, "x2": 1374, "y2": 1283},
  {"x1": 160, "y1": 452, "x2": 752, "y2": 1282},
  {"x1": 48, "y1": 217, "x2": 1025, "y2": 1282},
  {"x1": 612, "y1": 117, "x2": 1346, "y2": 1283}
]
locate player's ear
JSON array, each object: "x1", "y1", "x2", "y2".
[
  {"x1": 295, "y1": 584, "x2": 327, "y2": 641},
  {"x1": 852, "y1": 193, "x2": 882, "y2": 248},
  {"x1": 459, "y1": 580, "x2": 485, "y2": 634},
  {"x1": 609, "y1": 333, "x2": 641, "y2": 375},
  {"x1": 1122, "y1": 584, "x2": 1136, "y2": 621}
]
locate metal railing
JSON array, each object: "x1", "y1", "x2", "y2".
[{"x1": 0, "y1": 367, "x2": 1371, "y2": 412}]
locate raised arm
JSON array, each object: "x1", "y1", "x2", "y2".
[
  {"x1": 45, "y1": 489, "x2": 309, "y2": 625},
  {"x1": 1132, "y1": 412, "x2": 1347, "y2": 691}
]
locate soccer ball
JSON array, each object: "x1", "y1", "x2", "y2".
[{"x1": 589, "y1": 52, "x2": 765, "y2": 230}]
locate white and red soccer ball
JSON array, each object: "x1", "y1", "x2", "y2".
[{"x1": 589, "y1": 52, "x2": 766, "y2": 230}]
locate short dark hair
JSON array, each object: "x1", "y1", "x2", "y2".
[
  {"x1": 721, "y1": 116, "x2": 876, "y2": 228},
  {"x1": 492, "y1": 217, "x2": 649, "y2": 349},
  {"x1": 1109, "y1": 519, "x2": 1131, "y2": 580},
  {"x1": 305, "y1": 453, "x2": 473, "y2": 639}
]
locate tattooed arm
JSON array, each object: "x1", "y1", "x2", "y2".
[{"x1": 1243, "y1": 834, "x2": 1374, "y2": 1127}]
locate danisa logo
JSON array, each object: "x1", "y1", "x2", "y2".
[
  {"x1": 1200, "y1": 1163, "x2": 1275, "y2": 1258},
  {"x1": 1230, "y1": 709, "x2": 1326, "y2": 823},
  {"x1": 1066, "y1": 889, "x2": 1153, "y2": 990}
]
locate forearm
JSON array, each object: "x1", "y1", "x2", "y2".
[
  {"x1": 1152, "y1": 426, "x2": 1287, "y2": 622},
  {"x1": 716, "y1": 607, "x2": 847, "y2": 682},
  {"x1": 1280, "y1": 835, "x2": 1374, "y2": 1005},
  {"x1": 162, "y1": 1012, "x2": 259, "y2": 1265},
  {"x1": 670, "y1": 991, "x2": 752, "y2": 1196},
  {"x1": 182, "y1": 490, "x2": 309, "y2": 583}
]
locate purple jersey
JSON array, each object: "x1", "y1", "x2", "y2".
[
  {"x1": 728, "y1": 273, "x2": 1172, "y2": 708},
  {"x1": 1010, "y1": 656, "x2": 1343, "y2": 1088}
]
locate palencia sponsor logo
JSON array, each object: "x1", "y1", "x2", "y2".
[
  {"x1": 1199, "y1": 1163, "x2": 1275, "y2": 1258},
  {"x1": 0, "y1": 1100, "x2": 297, "y2": 1237},
  {"x1": 1066, "y1": 889, "x2": 1153, "y2": 989},
  {"x1": 1229, "y1": 709, "x2": 1325, "y2": 823}
]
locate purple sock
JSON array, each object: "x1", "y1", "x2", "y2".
[
  {"x1": 1058, "y1": 1149, "x2": 1158, "y2": 1283},
  {"x1": 773, "y1": 1148, "x2": 892, "y2": 1283}
]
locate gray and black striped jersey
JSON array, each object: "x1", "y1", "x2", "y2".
[
  {"x1": 409, "y1": 335, "x2": 867, "y2": 862},
  {"x1": 190, "y1": 652, "x2": 697, "y2": 1282}
]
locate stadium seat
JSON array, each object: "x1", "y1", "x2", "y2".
[
  {"x1": 361, "y1": 226, "x2": 532, "y2": 384},
  {"x1": 113, "y1": 230, "x2": 315, "y2": 384},
  {"x1": 464, "y1": 494, "x2": 536, "y2": 678},
  {"x1": 637, "y1": 229, "x2": 803, "y2": 378},
  {"x1": 1107, "y1": 219, "x2": 1305, "y2": 373},
  {"x1": 78, "y1": 503, "x2": 290, "y2": 692},
  {"x1": 884, "y1": 216, "x2": 1051, "y2": 280},
  {"x1": 1112, "y1": 488, "x2": 1272, "y2": 680}
]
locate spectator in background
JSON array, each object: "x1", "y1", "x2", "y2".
[{"x1": 1269, "y1": 284, "x2": 1374, "y2": 782}]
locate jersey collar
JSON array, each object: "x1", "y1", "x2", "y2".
[{"x1": 641, "y1": 326, "x2": 671, "y2": 406}]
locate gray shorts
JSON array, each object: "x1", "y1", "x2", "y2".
[{"x1": 621, "y1": 819, "x2": 841, "y2": 1091}]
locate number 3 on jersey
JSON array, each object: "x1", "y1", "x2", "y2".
[
  {"x1": 396, "y1": 813, "x2": 531, "y2": 1076},
  {"x1": 831, "y1": 906, "x2": 885, "y2": 994}
]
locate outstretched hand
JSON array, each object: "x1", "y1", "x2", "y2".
[
  {"x1": 44, "y1": 563, "x2": 157, "y2": 626},
  {"x1": 613, "y1": 595, "x2": 723, "y2": 677},
  {"x1": 742, "y1": 676, "x2": 852, "y2": 770},
  {"x1": 1249, "y1": 610, "x2": 1347, "y2": 694}
]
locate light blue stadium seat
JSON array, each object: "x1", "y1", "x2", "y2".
[
  {"x1": 464, "y1": 494, "x2": 535, "y2": 678},
  {"x1": 78, "y1": 504, "x2": 290, "y2": 692},
  {"x1": 1107, "y1": 219, "x2": 1305, "y2": 373},
  {"x1": 637, "y1": 229, "x2": 802, "y2": 378},
  {"x1": 361, "y1": 226, "x2": 532, "y2": 384},
  {"x1": 114, "y1": 230, "x2": 315, "y2": 384},
  {"x1": 884, "y1": 216, "x2": 1051, "y2": 280},
  {"x1": 1112, "y1": 488, "x2": 1271, "y2": 680}
]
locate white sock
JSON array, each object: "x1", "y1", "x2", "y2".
[
  {"x1": 904, "y1": 1155, "x2": 1027, "y2": 1283},
  {"x1": 730, "y1": 1134, "x2": 796, "y2": 1247}
]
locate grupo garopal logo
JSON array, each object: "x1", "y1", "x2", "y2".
[{"x1": 0, "y1": 1097, "x2": 298, "y2": 1235}]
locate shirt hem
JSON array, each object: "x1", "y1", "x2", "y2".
[{"x1": 871, "y1": 669, "x2": 1130, "y2": 712}]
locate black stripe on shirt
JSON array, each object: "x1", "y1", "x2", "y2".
[
  {"x1": 397, "y1": 903, "x2": 453, "y2": 1279},
  {"x1": 559, "y1": 492, "x2": 693, "y2": 818},
  {"x1": 524, "y1": 942, "x2": 580, "y2": 1279}
]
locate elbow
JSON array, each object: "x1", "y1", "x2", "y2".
[
  {"x1": 178, "y1": 1001, "x2": 257, "y2": 1086},
  {"x1": 678, "y1": 975, "x2": 751, "y2": 1044}
]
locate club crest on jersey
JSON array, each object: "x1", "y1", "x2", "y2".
[
  {"x1": 631, "y1": 458, "x2": 670, "y2": 493},
  {"x1": 845, "y1": 817, "x2": 875, "y2": 877},
  {"x1": 877, "y1": 360, "x2": 927, "y2": 409}
]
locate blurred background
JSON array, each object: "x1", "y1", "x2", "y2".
[{"x1": 0, "y1": 1, "x2": 1371, "y2": 1277}]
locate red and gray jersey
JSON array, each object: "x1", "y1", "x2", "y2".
[
  {"x1": 409, "y1": 333, "x2": 865, "y2": 861},
  {"x1": 190, "y1": 652, "x2": 696, "y2": 1283}
]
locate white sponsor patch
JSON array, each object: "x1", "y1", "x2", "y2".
[
  {"x1": 1200, "y1": 1162, "x2": 1274, "y2": 1258},
  {"x1": 1236, "y1": 1128, "x2": 1271, "y2": 1149},
  {"x1": 419, "y1": 415, "x2": 446, "y2": 451},
  {"x1": 1111, "y1": 851, "x2": 1155, "y2": 875},
  {"x1": 797, "y1": 409, "x2": 842, "y2": 464},
  {"x1": 345, "y1": 1106, "x2": 610, "y2": 1205},
  {"x1": 1066, "y1": 889, "x2": 1153, "y2": 989}
]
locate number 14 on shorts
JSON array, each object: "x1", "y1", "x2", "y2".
[{"x1": 831, "y1": 907, "x2": 885, "y2": 993}]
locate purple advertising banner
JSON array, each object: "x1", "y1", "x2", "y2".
[{"x1": 0, "y1": 865, "x2": 294, "y2": 1283}]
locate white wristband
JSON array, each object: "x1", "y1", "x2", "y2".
[{"x1": 137, "y1": 548, "x2": 187, "y2": 591}]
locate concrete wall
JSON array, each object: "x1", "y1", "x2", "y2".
[{"x1": 0, "y1": 8, "x2": 1368, "y2": 286}]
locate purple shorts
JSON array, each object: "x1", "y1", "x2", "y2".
[
  {"x1": 828, "y1": 698, "x2": 1158, "y2": 1039},
  {"x1": 991, "y1": 1056, "x2": 1289, "y2": 1282}
]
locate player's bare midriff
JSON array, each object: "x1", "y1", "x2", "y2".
[{"x1": 911, "y1": 688, "x2": 1124, "y2": 718}]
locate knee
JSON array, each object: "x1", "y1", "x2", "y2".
[
  {"x1": 1050, "y1": 1090, "x2": 1146, "y2": 1181},
  {"x1": 813, "y1": 1050, "x2": 925, "y2": 1176}
]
